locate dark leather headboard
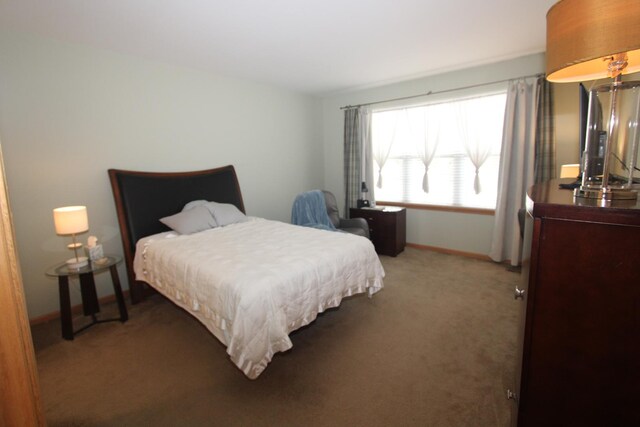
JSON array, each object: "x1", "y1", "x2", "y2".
[{"x1": 108, "y1": 165, "x2": 245, "y2": 303}]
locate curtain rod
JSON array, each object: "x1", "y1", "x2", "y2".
[{"x1": 340, "y1": 73, "x2": 544, "y2": 110}]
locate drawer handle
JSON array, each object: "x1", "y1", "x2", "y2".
[{"x1": 514, "y1": 287, "x2": 525, "y2": 300}]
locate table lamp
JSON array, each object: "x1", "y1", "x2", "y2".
[
  {"x1": 358, "y1": 181, "x2": 370, "y2": 208},
  {"x1": 546, "y1": 0, "x2": 640, "y2": 202},
  {"x1": 53, "y1": 206, "x2": 89, "y2": 268}
]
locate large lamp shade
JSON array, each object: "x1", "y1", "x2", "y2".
[{"x1": 546, "y1": 0, "x2": 640, "y2": 82}]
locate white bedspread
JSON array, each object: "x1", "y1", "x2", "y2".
[{"x1": 133, "y1": 217, "x2": 384, "y2": 379}]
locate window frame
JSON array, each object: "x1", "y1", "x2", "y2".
[{"x1": 370, "y1": 87, "x2": 508, "y2": 212}]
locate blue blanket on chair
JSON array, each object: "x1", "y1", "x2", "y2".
[{"x1": 291, "y1": 190, "x2": 336, "y2": 231}]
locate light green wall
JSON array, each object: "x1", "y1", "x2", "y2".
[
  {"x1": 3, "y1": 30, "x2": 630, "y2": 319},
  {"x1": 321, "y1": 54, "x2": 550, "y2": 256},
  {"x1": 0, "y1": 32, "x2": 323, "y2": 318}
]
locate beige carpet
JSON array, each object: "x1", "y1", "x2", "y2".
[{"x1": 31, "y1": 247, "x2": 520, "y2": 427}]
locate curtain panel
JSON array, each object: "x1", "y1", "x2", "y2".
[
  {"x1": 372, "y1": 111, "x2": 397, "y2": 188},
  {"x1": 344, "y1": 107, "x2": 375, "y2": 214},
  {"x1": 343, "y1": 107, "x2": 361, "y2": 214},
  {"x1": 489, "y1": 78, "x2": 540, "y2": 266},
  {"x1": 455, "y1": 101, "x2": 494, "y2": 194},
  {"x1": 534, "y1": 76, "x2": 556, "y2": 183},
  {"x1": 407, "y1": 107, "x2": 440, "y2": 193}
]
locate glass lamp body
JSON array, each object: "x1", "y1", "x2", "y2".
[{"x1": 578, "y1": 80, "x2": 640, "y2": 200}]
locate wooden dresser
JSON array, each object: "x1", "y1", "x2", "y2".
[
  {"x1": 349, "y1": 207, "x2": 406, "y2": 257},
  {"x1": 511, "y1": 179, "x2": 640, "y2": 427}
]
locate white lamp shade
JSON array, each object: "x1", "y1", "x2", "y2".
[{"x1": 53, "y1": 206, "x2": 89, "y2": 235}]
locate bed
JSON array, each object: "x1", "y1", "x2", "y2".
[{"x1": 108, "y1": 165, "x2": 385, "y2": 378}]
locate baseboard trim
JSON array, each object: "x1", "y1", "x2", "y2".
[
  {"x1": 29, "y1": 291, "x2": 130, "y2": 326},
  {"x1": 406, "y1": 243, "x2": 492, "y2": 262}
]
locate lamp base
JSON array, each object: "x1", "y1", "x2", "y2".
[
  {"x1": 574, "y1": 186, "x2": 638, "y2": 201},
  {"x1": 66, "y1": 256, "x2": 88, "y2": 269}
]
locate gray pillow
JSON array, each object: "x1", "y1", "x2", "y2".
[
  {"x1": 182, "y1": 200, "x2": 209, "y2": 211},
  {"x1": 160, "y1": 205, "x2": 218, "y2": 234},
  {"x1": 206, "y1": 202, "x2": 247, "y2": 226}
]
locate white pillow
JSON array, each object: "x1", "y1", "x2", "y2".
[
  {"x1": 182, "y1": 200, "x2": 209, "y2": 211},
  {"x1": 206, "y1": 202, "x2": 247, "y2": 226},
  {"x1": 160, "y1": 205, "x2": 218, "y2": 234}
]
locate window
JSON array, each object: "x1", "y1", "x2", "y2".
[{"x1": 372, "y1": 91, "x2": 507, "y2": 210}]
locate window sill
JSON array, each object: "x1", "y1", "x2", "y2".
[{"x1": 376, "y1": 201, "x2": 495, "y2": 216}]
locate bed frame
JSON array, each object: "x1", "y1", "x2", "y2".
[{"x1": 108, "y1": 165, "x2": 245, "y2": 304}]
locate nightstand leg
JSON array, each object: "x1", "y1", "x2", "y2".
[
  {"x1": 58, "y1": 276, "x2": 74, "y2": 340},
  {"x1": 79, "y1": 272, "x2": 100, "y2": 316},
  {"x1": 109, "y1": 265, "x2": 128, "y2": 322}
]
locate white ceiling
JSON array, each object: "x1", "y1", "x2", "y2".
[{"x1": 0, "y1": 0, "x2": 558, "y2": 95}]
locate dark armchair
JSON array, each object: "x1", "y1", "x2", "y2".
[{"x1": 322, "y1": 190, "x2": 370, "y2": 239}]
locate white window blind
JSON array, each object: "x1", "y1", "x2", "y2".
[{"x1": 372, "y1": 91, "x2": 507, "y2": 209}]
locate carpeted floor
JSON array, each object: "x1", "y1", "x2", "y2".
[{"x1": 31, "y1": 247, "x2": 521, "y2": 427}]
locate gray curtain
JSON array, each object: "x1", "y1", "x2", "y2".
[
  {"x1": 344, "y1": 107, "x2": 374, "y2": 215},
  {"x1": 490, "y1": 77, "x2": 540, "y2": 266},
  {"x1": 344, "y1": 108, "x2": 361, "y2": 214},
  {"x1": 534, "y1": 77, "x2": 556, "y2": 183}
]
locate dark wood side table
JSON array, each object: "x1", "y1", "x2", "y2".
[
  {"x1": 46, "y1": 255, "x2": 128, "y2": 340},
  {"x1": 350, "y1": 207, "x2": 406, "y2": 256}
]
